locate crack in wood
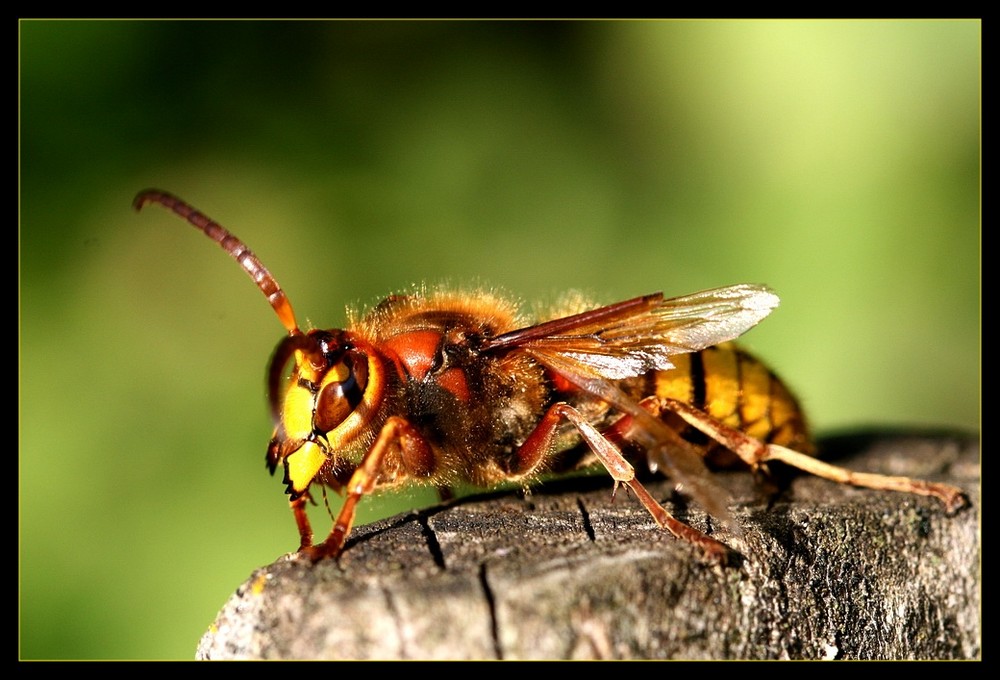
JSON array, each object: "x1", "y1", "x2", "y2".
[
  {"x1": 478, "y1": 562, "x2": 502, "y2": 659},
  {"x1": 576, "y1": 498, "x2": 596, "y2": 542},
  {"x1": 380, "y1": 586, "x2": 409, "y2": 659},
  {"x1": 418, "y1": 513, "x2": 447, "y2": 570}
]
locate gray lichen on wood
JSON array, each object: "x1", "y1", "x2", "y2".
[{"x1": 196, "y1": 429, "x2": 980, "y2": 660}]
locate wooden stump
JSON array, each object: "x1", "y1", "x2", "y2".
[{"x1": 196, "y1": 429, "x2": 980, "y2": 660}]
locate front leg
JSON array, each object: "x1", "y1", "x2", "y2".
[
  {"x1": 290, "y1": 493, "x2": 314, "y2": 549},
  {"x1": 301, "y1": 416, "x2": 434, "y2": 562}
]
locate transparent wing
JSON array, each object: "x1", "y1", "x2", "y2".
[{"x1": 483, "y1": 284, "x2": 779, "y2": 379}]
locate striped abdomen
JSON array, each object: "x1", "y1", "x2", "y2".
[{"x1": 652, "y1": 342, "x2": 813, "y2": 463}]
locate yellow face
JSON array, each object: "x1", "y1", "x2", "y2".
[{"x1": 266, "y1": 331, "x2": 386, "y2": 497}]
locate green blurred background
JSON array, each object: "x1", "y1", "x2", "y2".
[{"x1": 20, "y1": 20, "x2": 979, "y2": 659}]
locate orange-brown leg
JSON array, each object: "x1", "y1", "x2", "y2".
[
  {"x1": 660, "y1": 398, "x2": 969, "y2": 513},
  {"x1": 599, "y1": 395, "x2": 707, "y2": 467},
  {"x1": 590, "y1": 395, "x2": 740, "y2": 534},
  {"x1": 513, "y1": 401, "x2": 731, "y2": 563},
  {"x1": 300, "y1": 416, "x2": 433, "y2": 562},
  {"x1": 290, "y1": 493, "x2": 314, "y2": 549}
]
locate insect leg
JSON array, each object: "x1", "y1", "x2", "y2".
[
  {"x1": 290, "y1": 494, "x2": 314, "y2": 549},
  {"x1": 598, "y1": 396, "x2": 705, "y2": 462},
  {"x1": 513, "y1": 402, "x2": 730, "y2": 563},
  {"x1": 660, "y1": 398, "x2": 969, "y2": 513},
  {"x1": 301, "y1": 416, "x2": 433, "y2": 562}
]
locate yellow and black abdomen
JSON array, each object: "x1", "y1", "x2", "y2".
[{"x1": 653, "y1": 342, "x2": 813, "y2": 464}]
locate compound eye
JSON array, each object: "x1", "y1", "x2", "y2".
[{"x1": 313, "y1": 352, "x2": 368, "y2": 433}]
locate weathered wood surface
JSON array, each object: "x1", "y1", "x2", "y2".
[{"x1": 196, "y1": 429, "x2": 980, "y2": 660}]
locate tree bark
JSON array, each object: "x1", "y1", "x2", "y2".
[{"x1": 196, "y1": 429, "x2": 980, "y2": 660}]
